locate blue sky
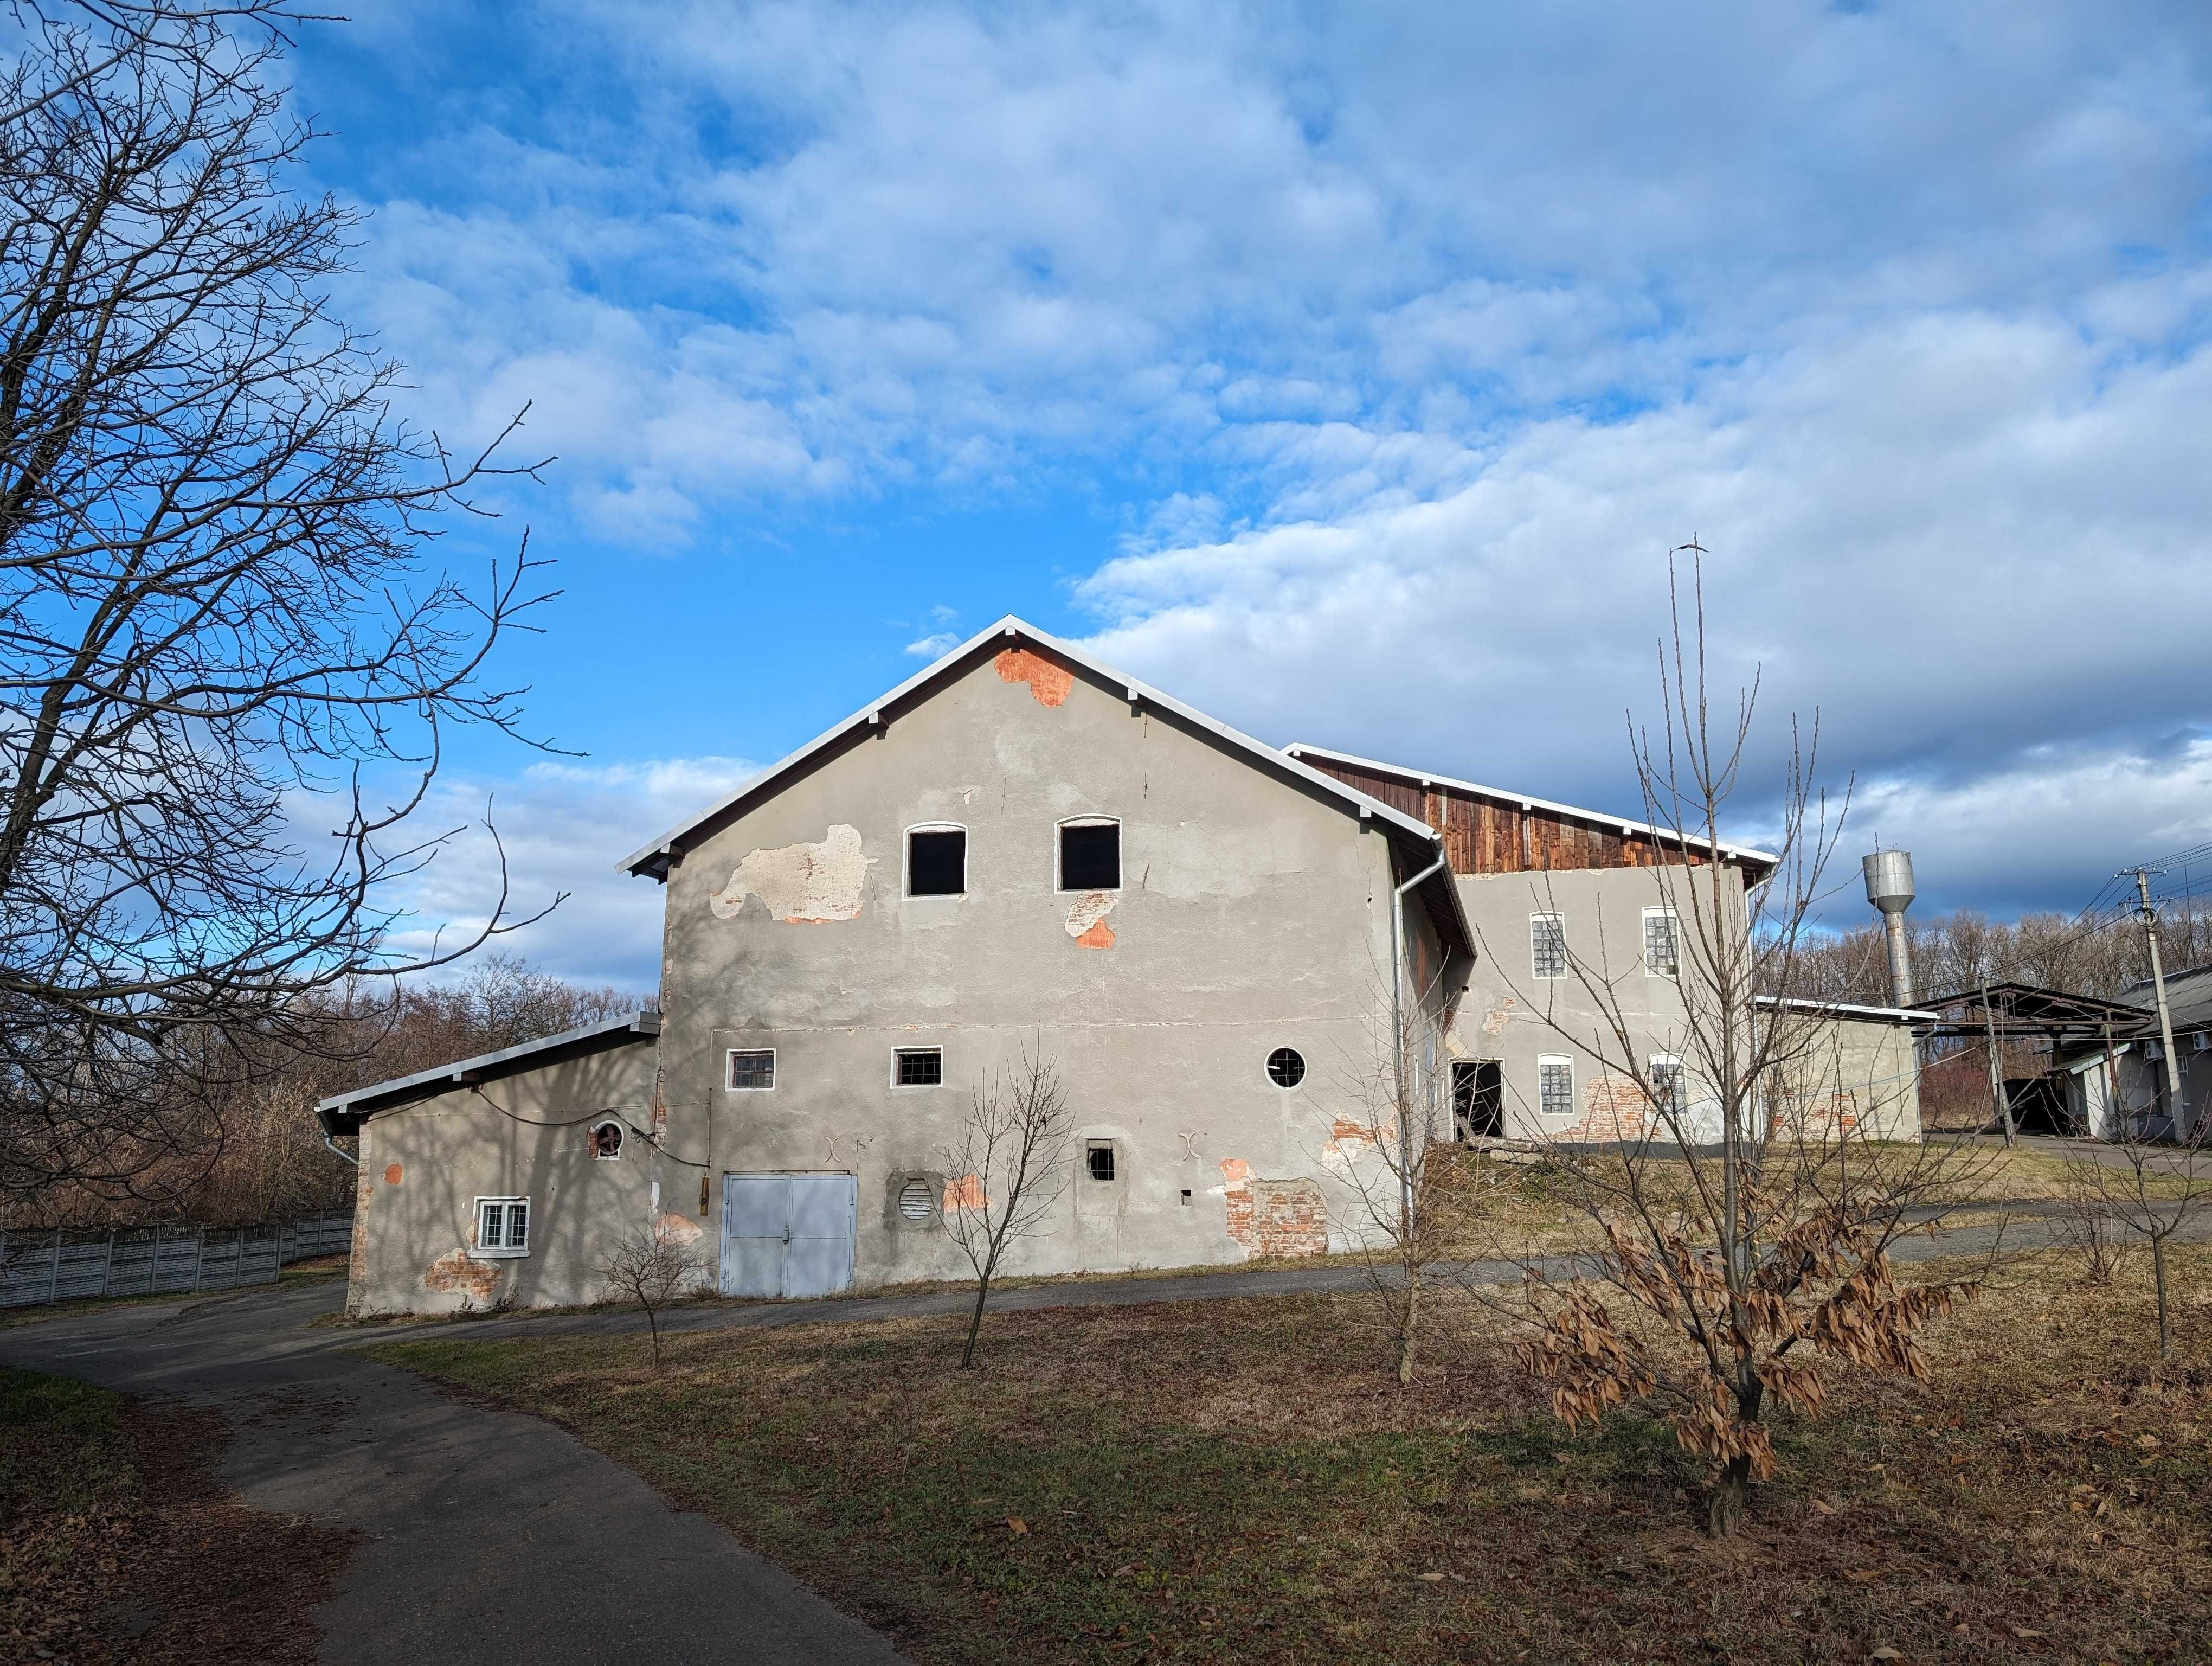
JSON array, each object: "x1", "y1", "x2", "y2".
[{"x1": 274, "y1": 2, "x2": 2212, "y2": 987}]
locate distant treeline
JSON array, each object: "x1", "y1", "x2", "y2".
[{"x1": 17, "y1": 957, "x2": 651, "y2": 1232}]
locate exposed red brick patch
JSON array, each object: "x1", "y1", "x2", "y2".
[
  {"x1": 654, "y1": 1210, "x2": 705, "y2": 1246},
  {"x1": 995, "y1": 646, "x2": 1072, "y2": 707},
  {"x1": 422, "y1": 1248, "x2": 503, "y2": 1303},
  {"x1": 382, "y1": 1163, "x2": 403, "y2": 1186},
  {"x1": 1329, "y1": 1119, "x2": 1373, "y2": 1143},
  {"x1": 1556, "y1": 1074, "x2": 1658, "y2": 1144},
  {"x1": 1075, "y1": 918, "x2": 1115, "y2": 949},
  {"x1": 1218, "y1": 1158, "x2": 1327, "y2": 1258}
]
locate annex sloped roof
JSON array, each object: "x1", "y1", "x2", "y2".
[
  {"x1": 314, "y1": 1010, "x2": 661, "y2": 1135},
  {"x1": 615, "y1": 616, "x2": 1471, "y2": 956}
]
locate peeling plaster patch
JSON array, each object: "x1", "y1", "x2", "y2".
[
  {"x1": 382, "y1": 1163, "x2": 403, "y2": 1186},
  {"x1": 1066, "y1": 891, "x2": 1116, "y2": 946},
  {"x1": 654, "y1": 1211, "x2": 705, "y2": 1247},
  {"x1": 709, "y1": 824, "x2": 870, "y2": 922},
  {"x1": 995, "y1": 646, "x2": 1072, "y2": 707},
  {"x1": 944, "y1": 1172, "x2": 986, "y2": 1211},
  {"x1": 1481, "y1": 999, "x2": 1519, "y2": 1037},
  {"x1": 422, "y1": 1248, "x2": 502, "y2": 1303}
]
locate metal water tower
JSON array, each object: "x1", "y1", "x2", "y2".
[{"x1": 1862, "y1": 848, "x2": 1916, "y2": 1007}]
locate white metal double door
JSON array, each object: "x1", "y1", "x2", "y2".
[{"x1": 719, "y1": 1172, "x2": 857, "y2": 1299}]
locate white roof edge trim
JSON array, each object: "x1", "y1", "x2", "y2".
[
  {"x1": 618, "y1": 616, "x2": 1446, "y2": 877},
  {"x1": 1282, "y1": 742, "x2": 1783, "y2": 867},
  {"x1": 1752, "y1": 994, "x2": 1941, "y2": 1023},
  {"x1": 315, "y1": 1010, "x2": 661, "y2": 1114}
]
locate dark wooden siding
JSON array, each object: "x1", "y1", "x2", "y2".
[{"x1": 1306, "y1": 756, "x2": 1709, "y2": 877}]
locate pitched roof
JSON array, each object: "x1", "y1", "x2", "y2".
[
  {"x1": 314, "y1": 1011, "x2": 661, "y2": 1136},
  {"x1": 1278, "y1": 743, "x2": 1782, "y2": 876},
  {"x1": 615, "y1": 616, "x2": 1473, "y2": 956}
]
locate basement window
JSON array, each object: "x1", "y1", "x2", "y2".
[
  {"x1": 1538, "y1": 1056, "x2": 1574, "y2": 1122},
  {"x1": 1086, "y1": 1142, "x2": 1116, "y2": 1182},
  {"x1": 906, "y1": 825, "x2": 967, "y2": 896},
  {"x1": 1643, "y1": 908, "x2": 1680, "y2": 978},
  {"x1": 1058, "y1": 817, "x2": 1121, "y2": 891},
  {"x1": 893, "y1": 1046, "x2": 944, "y2": 1088},
  {"x1": 590, "y1": 1120, "x2": 623, "y2": 1160},
  {"x1": 1531, "y1": 913, "x2": 1567, "y2": 979},
  {"x1": 726, "y1": 1049, "x2": 776, "y2": 1091},
  {"x1": 471, "y1": 1196, "x2": 531, "y2": 1259}
]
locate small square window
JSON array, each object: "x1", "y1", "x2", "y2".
[
  {"x1": 894, "y1": 1047, "x2": 944, "y2": 1088},
  {"x1": 1531, "y1": 914, "x2": 1566, "y2": 979},
  {"x1": 472, "y1": 1196, "x2": 530, "y2": 1259},
  {"x1": 907, "y1": 828, "x2": 966, "y2": 896},
  {"x1": 1086, "y1": 1142, "x2": 1116, "y2": 1182},
  {"x1": 1538, "y1": 1058, "x2": 1574, "y2": 1121},
  {"x1": 727, "y1": 1049, "x2": 775, "y2": 1091},
  {"x1": 1059, "y1": 820, "x2": 1121, "y2": 890},
  {"x1": 1644, "y1": 909, "x2": 1680, "y2": 977}
]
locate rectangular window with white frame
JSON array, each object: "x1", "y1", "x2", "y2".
[
  {"x1": 726, "y1": 1048, "x2": 776, "y2": 1091},
  {"x1": 1538, "y1": 1055, "x2": 1574, "y2": 1120},
  {"x1": 1649, "y1": 1055, "x2": 1685, "y2": 1118},
  {"x1": 1057, "y1": 817, "x2": 1121, "y2": 892},
  {"x1": 892, "y1": 1046, "x2": 944, "y2": 1088},
  {"x1": 471, "y1": 1196, "x2": 530, "y2": 1259},
  {"x1": 1643, "y1": 907, "x2": 1680, "y2": 978},
  {"x1": 905, "y1": 824, "x2": 967, "y2": 896},
  {"x1": 1531, "y1": 913, "x2": 1567, "y2": 979}
]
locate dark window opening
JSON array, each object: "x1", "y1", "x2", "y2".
[
  {"x1": 1179, "y1": 1188, "x2": 1192, "y2": 1205},
  {"x1": 1086, "y1": 1142, "x2": 1116, "y2": 1182},
  {"x1": 895, "y1": 1047, "x2": 944, "y2": 1087},
  {"x1": 1452, "y1": 1061, "x2": 1503, "y2": 1140},
  {"x1": 728, "y1": 1049, "x2": 775, "y2": 1090},
  {"x1": 908, "y1": 828, "x2": 966, "y2": 896},
  {"x1": 1266, "y1": 1046, "x2": 1306, "y2": 1089},
  {"x1": 590, "y1": 1121, "x2": 623, "y2": 1159},
  {"x1": 1059, "y1": 821, "x2": 1121, "y2": 890}
]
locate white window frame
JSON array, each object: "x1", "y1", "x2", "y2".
[
  {"x1": 1648, "y1": 1054, "x2": 1685, "y2": 1116},
  {"x1": 903, "y1": 821, "x2": 969, "y2": 898},
  {"x1": 1530, "y1": 912, "x2": 1567, "y2": 980},
  {"x1": 1054, "y1": 815, "x2": 1123, "y2": 894},
  {"x1": 1264, "y1": 1045, "x2": 1307, "y2": 1090},
  {"x1": 1084, "y1": 1139, "x2": 1118, "y2": 1183},
  {"x1": 890, "y1": 1045, "x2": 946, "y2": 1090},
  {"x1": 1537, "y1": 1055, "x2": 1575, "y2": 1122},
  {"x1": 725, "y1": 1047, "x2": 777, "y2": 1092},
  {"x1": 589, "y1": 1119, "x2": 624, "y2": 1160},
  {"x1": 470, "y1": 1195, "x2": 531, "y2": 1260},
  {"x1": 1642, "y1": 907, "x2": 1681, "y2": 979}
]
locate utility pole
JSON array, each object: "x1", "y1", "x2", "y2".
[{"x1": 2129, "y1": 867, "x2": 2187, "y2": 1141}]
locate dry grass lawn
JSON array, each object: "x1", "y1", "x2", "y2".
[{"x1": 370, "y1": 1242, "x2": 2212, "y2": 1664}]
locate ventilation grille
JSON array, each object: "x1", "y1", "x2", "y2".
[{"x1": 898, "y1": 1178, "x2": 933, "y2": 1221}]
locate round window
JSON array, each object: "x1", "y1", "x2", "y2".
[
  {"x1": 590, "y1": 1121, "x2": 623, "y2": 1159},
  {"x1": 898, "y1": 1178, "x2": 933, "y2": 1221},
  {"x1": 1266, "y1": 1047, "x2": 1306, "y2": 1089}
]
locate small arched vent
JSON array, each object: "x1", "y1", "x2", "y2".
[{"x1": 898, "y1": 1178, "x2": 933, "y2": 1221}]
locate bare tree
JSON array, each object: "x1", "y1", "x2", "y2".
[
  {"x1": 597, "y1": 1223, "x2": 711, "y2": 1370},
  {"x1": 1484, "y1": 545, "x2": 1983, "y2": 1536},
  {"x1": 0, "y1": 4, "x2": 558, "y2": 1212},
  {"x1": 938, "y1": 1038, "x2": 1070, "y2": 1368},
  {"x1": 1332, "y1": 967, "x2": 1462, "y2": 1387},
  {"x1": 2060, "y1": 1101, "x2": 2209, "y2": 1360}
]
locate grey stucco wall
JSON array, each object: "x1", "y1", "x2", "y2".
[
  {"x1": 346, "y1": 1037, "x2": 683, "y2": 1316},
  {"x1": 653, "y1": 647, "x2": 1458, "y2": 1286}
]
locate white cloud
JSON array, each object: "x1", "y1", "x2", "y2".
[{"x1": 366, "y1": 756, "x2": 758, "y2": 988}]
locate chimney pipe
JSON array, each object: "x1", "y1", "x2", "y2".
[{"x1": 1862, "y1": 848, "x2": 1916, "y2": 1008}]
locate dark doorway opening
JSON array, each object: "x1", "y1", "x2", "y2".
[{"x1": 1453, "y1": 1060, "x2": 1503, "y2": 1140}]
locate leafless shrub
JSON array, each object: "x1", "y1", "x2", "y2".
[
  {"x1": 1469, "y1": 545, "x2": 1987, "y2": 1536},
  {"x1": 938, "y1": 1037, "x2": 1070, "y2": 1368},
  {"x1": 596, "y1": 1223, "x2": 711, "y2": 1370},
  {"x1": 2060, "y1": 1119, "x2": 2209, "y2": 1359}
]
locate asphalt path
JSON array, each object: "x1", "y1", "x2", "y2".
[
  {"x1": 8, "y1": 1197, "x2": 2206, "y2": 1664},
  {"x1": 2, "y1": 1277, "x2": 910, "y2": 1666}
]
